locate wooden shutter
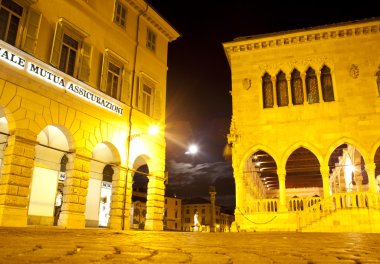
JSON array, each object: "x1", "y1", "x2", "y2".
[
  {"x1": 100, "y1": 51, "x2": 109, "y2": 93},
  {"x1": 22, "y1": 8, "x2": 41, "y2": 54},
  {"x1": 50, "y1": 21, "x2": 63, "y2": 67},
  {"x1": 78, "y1": 42, "x2": 92, "y2": 82},
  {"x1": 153, "y1": 88, "x2": 161, "y2": 120}
]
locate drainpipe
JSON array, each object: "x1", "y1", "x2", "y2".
[{"x1": 121, "y1": 3, "x2": 149, "y2": 230}]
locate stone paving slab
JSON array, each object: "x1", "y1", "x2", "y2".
[{"x1": 0, "y1": 227, "x2": 379, "y2": 263}]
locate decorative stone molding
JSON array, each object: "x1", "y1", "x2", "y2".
[
  {"x1": 242, "y1": 78, "x2": 251, "y2": 90},
  {"x1": 224, "y1": 20, "x2": 380, "y2": 62},
  {"x1": 349, "y1": 64, "x2": 359, "y2": 79}
]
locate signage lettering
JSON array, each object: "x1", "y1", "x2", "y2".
[
  {"x1": 0, "y1": 47, "x2": 26, "y2": 69},
  {"x1": 0, "y1": 43, "x2": 123, "y2": 115}
]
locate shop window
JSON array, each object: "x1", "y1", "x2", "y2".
[
  {"x1": 113, "y1": 0, "x2": 127, "y2": 28},
  {"x1": 100, "y1": 49, "x2": 127, "y2": 101},
  {"x1": 262, "y1": 72, "x2": 274, "y2": 108},
  {"x1": 276, "y1": 70, "x2": 288, "y2": 106},
  {"x1": 306, "y1": 67, "x2": 319, "y2": 104},
  {"x1": 50, "y1": 19, "x2": 92, "y2": 81},
  {"x1": 321, "y1": 65, "x2": 335, "y2": 102},
  {"x1": 291, "y1": 69, "x2": 304, "y2": 105},
  {"x1": 146, "y1": 28, "x2": 156, "y2": 52},
  {"x1": 0, "y1": 0, "x2": 41, "y2": 54}
]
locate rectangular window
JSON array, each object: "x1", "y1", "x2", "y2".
[
  {"x1": 59, "y1": 34, "x2": 78, "y2": 76},
  {"x1": 50, "y1": 19, "x2": 91, "y2": 81},
  {"x1": 185, "y1": 218, "x2": 190, "y2": 223},
  {"x1": 101, "y1": 50, "x2": 127, "y2": 101},
  {"x1": 0, "y1": 0, "x2": 23, "y2": 45},
  {"x1": 186, "y1": 209, "x2": 189, "y2": 214},
  {"x1": 146, "y1": 28, "x2": 156, "y2": 52},
  {"x1": 142, "y1": 83, "x2": 152, "y2": 115},
  {"x1": 113, "y1": 0, "x2": 126, "y2": 28}
]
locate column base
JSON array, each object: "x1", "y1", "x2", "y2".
[
  {"x1": 58, "y1": 211, "x2": 85, "y2": 228},
  {"x1": 0, "y1": 205, "x2": 27, "y2": 227},
  {"x1": 144, "y1": 219, "x2": 163, "y2": 231}
]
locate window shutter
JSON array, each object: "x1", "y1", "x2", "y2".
[
  {"x1": 78, "y1": 42, "x2": 92, "y2": 82},
  {"x1": 22, "y1": 8, "x2": 41, "y2": 54},
  {"x1": 100, "y1": 51, "x2": 109, "y2": 93},
  {"x1": 153, "y1": 88, "x2": 161, "y2": 120},
  {"x1": 120, "y1": 69, "x2": 131, "y2": 104},
  {"x1": 50, "y1": 21, "x2": 63, "y2": 67}
]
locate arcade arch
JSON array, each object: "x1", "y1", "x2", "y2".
[
  {"x1": 28, "y1": 125, "x2": 73, "y2": 226},
  {"x1": 85, "y1": 142, "x2": 120, "y2": 228}
]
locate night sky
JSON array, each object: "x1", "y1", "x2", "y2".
[{"x1": 146, "y1": 0, "x2": 378, "y2": 209}]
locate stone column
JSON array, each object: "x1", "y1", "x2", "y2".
[
  {"x1": 286, "y1": 77, "x2": 293, "y2": 106},
  {"x1": 144, "y1": 172, "x2": 165, "y2": 231},
  {"x1": 209, "y1": 186, "x2": 217, "y2": 232},
  {"x1": 317, "y1": 71, "x2": 323, "y2": 102},
  {"x1": 277, "y1": 169, "x2": 287, "y2": 212},
  {"x1": 0, "y1": 132, "x2": 36, "y2": 226},
  {"x1": 108, "y1": 166, "x2": 125, "y2": 230},
  {"x1": 365, "y1": 163, "x2": 377, "y2": 193},
  {"x1": 320, "y1": 166, "x2": 331, "y2": 198},
  {"x1": 58, "y1": 152, "x2": 90, "y2": 228},
  {"x1": 234, "y1": 172, "x2": 245, "y2": 215}
]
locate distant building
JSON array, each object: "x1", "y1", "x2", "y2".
[
  {"x1": 164, "y1": 194, "x2": 182, "y2": 231},
  {"x1": 181, "y1": 197, "x2": 234, "y2": 232}
]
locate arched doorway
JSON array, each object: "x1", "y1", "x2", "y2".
[
  {"x1": 85, "y1": 142, "x2": 118, "y2": 228},
  {"x1": 329, "y1": 144, "x2": 368, "y2": 193},
  {"x1": 130, "y1": 155, "x2": 150, "y2": 229},
  {"x1": 29, "y1": 125, "x2": 71, "y2": 226}
]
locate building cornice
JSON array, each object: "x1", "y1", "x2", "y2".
[
  {"x1": 126, "y1": 0, "x2": 180, "y2": 42},
  {"x1": 223, "y1": 18, "x2": 380, "y2": 65}
]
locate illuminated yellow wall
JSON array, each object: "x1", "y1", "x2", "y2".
[
  {"x1": 0, "y1": 0, "x2": 179, "y2": 230},
  {"x1": 224, "y1": 19, "x2": 380, "y2": 232}
]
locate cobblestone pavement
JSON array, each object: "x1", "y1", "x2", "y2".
[{"x1": 0, "y1": 227, "x2": 379, "y2": 264}]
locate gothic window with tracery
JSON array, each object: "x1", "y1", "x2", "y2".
[
  {"x1": 291, "y1": 69, "x2": 303, "y2": 105},
  {"x1": 276, "y1": 71, "x2": 288, "y2": 107},
  {"x1": 306, "y1": 67, "x2": 319, "y2": 104},
  {"x1": 321, "y1": 65, "x2": 335, "y2": 102},
  {"x1": 262, "y1": 73, "x2": 274, "y2": 108}
]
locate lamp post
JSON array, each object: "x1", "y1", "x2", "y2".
[{"x1": 121, "y1": 124, "x2": 159, "y2": 230}]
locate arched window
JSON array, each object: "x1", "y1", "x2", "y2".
[
  {"x1": 276, "y1": 71, "x2": 288, "y2": 107},
  {"x1": 262, "y1": 73, "x2": 274, "y2": 108},
  {"x1": 305, "y1": 67, "x2": 319, "y2": 104},
  {"x1": 321, "y1": 65, "x2": 335, "y2": 102},
  {"x1": 60, "y1": 154, "x2": 68, "y2": 172},
  {"x1": 103, "y1": 164, "x2": 114, "y2": 182},
  {"x1": 291, "y1": 69, "x2": 303, "y2": 105}
]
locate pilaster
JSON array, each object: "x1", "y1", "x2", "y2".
[
  {"x1": 144, "y1": 172, "x2": 165, "y2": 231},
  {"x1": 0, "y1": 134, "x2": 36, "y2": 226},
  {"x1": 58, "y1": 153, "x2": 89, "y2": 228},
  {"x1": 108, "y1": 166, "x2": 126, "y2": 230}
]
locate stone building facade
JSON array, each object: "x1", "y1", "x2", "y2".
[
  {"x1": 224, "y1": 18, "x2": 380, "y2": 232},
  {"x1": 0, "y1": 0, "x2": 179, "y2": 230}
]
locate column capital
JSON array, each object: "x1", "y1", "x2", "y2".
[
  {"x1": 320, "y1": 166, "x2": 330, "y2": 177},
  {"x1": 365, "y1": 163, "x2": 376, "y2": 171}
]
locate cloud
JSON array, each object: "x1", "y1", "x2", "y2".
[{"x1": 166, "y1": 159, "x2": 235, "y2": 208}]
